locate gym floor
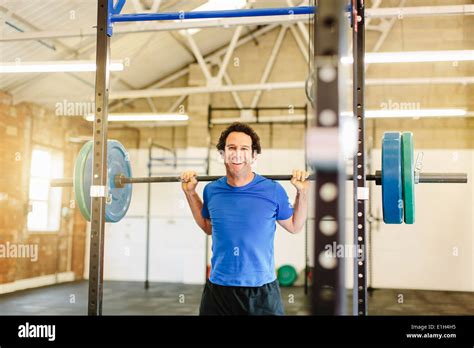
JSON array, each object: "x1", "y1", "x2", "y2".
[{"x1": 0, "y1": 281, "x2": 473, "y2": 316}]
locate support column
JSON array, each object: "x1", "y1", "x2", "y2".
[
  {"x1": 88, "y1": 0, "x2": 111, "y2": 316},
  {"x1": 352, "y1": 0, "x2": 368, "y2": 316},
  {"x1": 311, "y1": 0, "x2": 347, "y2": 316}
]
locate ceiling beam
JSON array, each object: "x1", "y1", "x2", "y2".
[
  {"x1": 108, "y1": 76, "x2": 474, "y2": 100},
  {"x1": 0, "y1": 14, "x2": 308, "y2": 42}
]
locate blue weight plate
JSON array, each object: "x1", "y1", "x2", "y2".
[
  {"x1": 105, "y1": 140, "x2": 132, "y2": 222},
  {"x1": 82, "y1": 140, "x2": 132, "y2": 223},
  {"x1": 382, "y1": 132, "x2": 403, "y2": 224}
]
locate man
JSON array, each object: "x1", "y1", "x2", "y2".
[{"x1": 181, "y1": 122, "x2": 310, "y2": 315}]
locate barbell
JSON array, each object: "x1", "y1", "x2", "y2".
[{"x1": 50, "y1": 132, "x2": 467, "y2": 224}]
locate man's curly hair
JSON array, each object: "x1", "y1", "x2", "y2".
[{"x1": 216, "y1": 122, "x2": 261, "y2": 154}]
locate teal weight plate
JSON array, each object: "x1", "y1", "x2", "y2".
[
  {"x1": 74, "y1": 141, "x2": 93, "y2": 221},
  {"x1": 402, "y1": 132, "x2": 415, "y2": 224}
]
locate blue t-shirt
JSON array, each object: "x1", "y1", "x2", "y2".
[{"x1": 201, "y1": 173, "x2": 294, "y2": 287}]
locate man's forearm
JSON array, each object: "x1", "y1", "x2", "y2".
[
  {"x1": 292, "y1": 190, "x2": 308, "y2": 233},
  {"x1": 184, "y1": 191, "x2": 211, "y2": 234}
]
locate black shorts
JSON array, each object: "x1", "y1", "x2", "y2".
[{"x1": 199, "y1": 279, "x2": 285, "y2": 316}]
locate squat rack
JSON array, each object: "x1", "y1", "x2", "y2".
[{"x1": 89, "y1": 0, "x2": 360, "y2": 316}]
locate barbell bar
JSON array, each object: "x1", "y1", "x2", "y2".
[{"x1": 50, "y1": 172, "x2": 468, "y2": 188}]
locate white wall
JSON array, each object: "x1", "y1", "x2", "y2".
[
  {"x1": 368, "y1": 149, "x2": 473, "y2": 291},
  {"x1": 85, "y1": 148, "x2": 473, "y2": 291}
]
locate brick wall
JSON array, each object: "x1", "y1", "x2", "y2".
[{"x1": 0, "y1": 96, "x2": 90, "y2": 284}]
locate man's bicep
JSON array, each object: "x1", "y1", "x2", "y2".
[
  {"x1": 277, "y1": 216, "x2": 294, "y2": 233},
  {"x1": 275, "y1": 182, "x2": 294, "y2": 220},
  {"x1": 204, "y1": 218, "x2": 212, "y2": 234},
  {"x1": 201, "y1": 185, "x2": 210, "y2": 218}
]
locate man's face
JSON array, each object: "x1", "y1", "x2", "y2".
[{"x1": 223, "y1": 131, "x2": 255, "y2": 176}]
